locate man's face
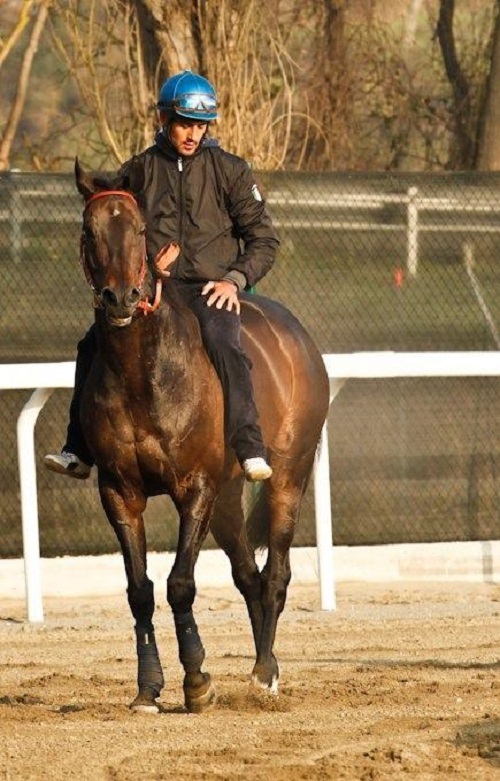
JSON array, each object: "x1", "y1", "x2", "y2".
[{"x1": 167, "y1": 118, "x2": 208, "y2": 156}]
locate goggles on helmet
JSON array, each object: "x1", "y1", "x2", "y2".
[{"x1": 168, "y1": 93, "x2": 218, "y2": 117}]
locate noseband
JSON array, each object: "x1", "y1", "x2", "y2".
[{"x1": 80, "y1": 190, "x2": 162, "y2": 315}]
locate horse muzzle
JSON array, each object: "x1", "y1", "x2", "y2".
[{"x1": 100, "y1": 285, "x2": 142, "y2": 327}]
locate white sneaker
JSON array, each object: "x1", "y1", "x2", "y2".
[
  {"x1": 243, "y1": 457, "x2": 273, "y2": 482},
  {"x1": 43, "y1": 451, "x2": 92, "y2": 480}
]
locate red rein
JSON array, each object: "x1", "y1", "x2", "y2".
[{"x1": 82, "y1": 190, "x2": 162, "y2": 316}]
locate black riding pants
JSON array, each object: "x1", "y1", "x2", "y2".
[{"x1": 63, "y1": 281, "x2": 266, "y2": 466}]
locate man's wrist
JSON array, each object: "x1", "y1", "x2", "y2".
[{"x1": 222, "y1": 270, "x2": 247, "y2": 292}]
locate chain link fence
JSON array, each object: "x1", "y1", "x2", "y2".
[{"x1": 0, "y1": 170, "x2": 499, "y2": 558}]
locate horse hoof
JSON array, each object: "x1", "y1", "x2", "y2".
[
  {"x1": 130, "y1": 693, "x2": 161, "y2": 714},
  {"x1": 251, "y1": 658, "x2": 280, "y2": 695},
  {"x1": 184, "y1": 672, "x2": 217, "y2": 713},
  {"x1": 251, "y1": 672, "x2": 279, "y2": 696},
  {"x1": 131, "y1": 703, "x2": 160, "y2": 714}
]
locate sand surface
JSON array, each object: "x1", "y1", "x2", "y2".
[{"x1": 1, "y1": 581, "x2": 499, "y2": 780}]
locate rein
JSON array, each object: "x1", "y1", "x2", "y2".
[{"x1": 80, "y1": 190, "x2": 162, "y2": 315}]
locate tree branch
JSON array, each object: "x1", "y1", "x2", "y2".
[{"x1": 0, "y1": 1, "x2": 49, "y2": 171}]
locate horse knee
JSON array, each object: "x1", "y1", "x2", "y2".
[
  {"x1": 167, "y1": 572, "x2": 195, "y2": 614},
  {"x1": 127, "y1": 577, "x2": 155, "y2": 628}
]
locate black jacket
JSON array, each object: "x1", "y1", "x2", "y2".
[{"x1": 120, "y1": 132, "x2": 279, "y2": 290}]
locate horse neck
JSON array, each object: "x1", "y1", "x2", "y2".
[{"x1": 95, "y1": 304, "x2": 198, "y2": 393}]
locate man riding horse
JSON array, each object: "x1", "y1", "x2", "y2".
[{"x1": 45, "y1": 70, "x2": 278, "y2": 483}]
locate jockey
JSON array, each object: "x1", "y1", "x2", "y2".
[{"x1": 44, "y1": 70, "x2": 279, "y2": 483}]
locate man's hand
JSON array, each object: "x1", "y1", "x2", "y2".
[
  {"x1": 202, "y1": 280, "x2": 240, "y2": 314},
  {"x1": 154, "y1": 241, "x2": 180, "y2": 278}
]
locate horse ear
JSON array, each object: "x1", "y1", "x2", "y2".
[
  {"x1": 75, "y1": 157, "x2": 98, "y2": 199},
  {"x1": 119, "y1": 159, "x2": 145, "y2": 197},
  {"x1": 75, "y1": 157, "x2": 117, "y2": 199}
]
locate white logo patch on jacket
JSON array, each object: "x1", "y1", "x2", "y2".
[{"x1": 251, "y1": 184, "x2": 263, "y2": 202}]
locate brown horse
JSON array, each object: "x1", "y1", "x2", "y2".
[{"x1": 75, "y1": 159, "x2": 329, "y2": 713}]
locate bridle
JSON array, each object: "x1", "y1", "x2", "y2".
[{"x1": 80, "y1": 190, "x2": 162, "y2": 315}]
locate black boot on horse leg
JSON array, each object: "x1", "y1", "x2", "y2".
[
  {"x1": 130, "y1": 598, "x2": 165, "y2": 713},
  {"x1": 173, "y1": 611, "x2": 215, "y2": 713},
  {"x1": 102, "y1": 490, "x2": 165, "y2": 713},
  {"x1": 168, "y1": 571, "x2": 217, "y2": 713},
  {"x1": 167, "y1": 487, "x2": 218, "y2": 713}
]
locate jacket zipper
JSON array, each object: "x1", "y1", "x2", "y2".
[{"x1": 177, "y1": 157, "x2": 184, "y2": 268}]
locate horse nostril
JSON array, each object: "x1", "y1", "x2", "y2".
[
  {"x1": 126, "y1": 287, "x2": 142, "y2": 306},
  {"x1": 101, "y1": 287, "x2": 118, "y2": 306}
]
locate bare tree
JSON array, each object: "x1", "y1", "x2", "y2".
[
  {"x1": 0, "y1": 0, "x2": 37, "y2": 71},
  {"x1": 436, "y1": 0, "x2": 475, "y2": 167},
  {"x1": 47, "y1": 0, "x2": 308, "y2": 169},
  {"x1": 4, "y1": 0, "x2": 499, "y2": 172},
  {"x1": 403, "y1": 0, "x2": 424, "y2": 52},
  {"x1": 301, "y1": 0, "x2": 350, "y2": 169},
  {"x1": 0, "y1": 1, "x2": 50, "y2": 171},
  {"x1": 476, "y1": 0, "x2": 500, "y2": 170},
  {"x1": 49, "y1": 0, "x2": 158, "y2": 165}
]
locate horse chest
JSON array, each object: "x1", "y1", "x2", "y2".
[{"x1": 85, "y1": 382, "x2": 219, "y2": 480}]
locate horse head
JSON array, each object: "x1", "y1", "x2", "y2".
[{"x1": 75, "y1": 158, "x2": 161, "y2": 327}]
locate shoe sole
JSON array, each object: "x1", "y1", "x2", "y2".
[
  {"x1": 43, "y1": 457, "x2": 91, "y2": 480},
  {"x1": 245, "y1": 467, "x2": 273, "y2": 482}
]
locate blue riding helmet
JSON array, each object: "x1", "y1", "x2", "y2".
[{"x1": 157, "y1": 71, "x2": 218, "y2": 122}]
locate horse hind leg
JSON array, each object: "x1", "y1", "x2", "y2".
[
  {"x1": 210, "y1": 478, "x2": 279, "y2": 688},
  {"x1": 250, "y1": 476, "x2": 307, "y2": 695},
  {"x1": 100, "y1": 486, "x2": 164, "y2": 713}
]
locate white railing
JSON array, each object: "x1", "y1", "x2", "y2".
[
  {"x1": 268, "y1": 187, "x2": 500, "y2": 276},
  {"x1": 1, "y1": 352, "x2": 500, "y2": 621},
  {"x1": 1, "y1": 363, "x2": 75, "y2": 623},
  {"x1": 4, "y1": 183, "x2": 500, "y2": 273}
]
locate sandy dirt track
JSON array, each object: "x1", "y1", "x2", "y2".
[{"x1": 0, "y1": 580, "x2": 499, "y2": 781}]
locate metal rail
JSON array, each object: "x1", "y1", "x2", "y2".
[{"x1": 1, "y1": 352, "x2": 500, "y2": 620}]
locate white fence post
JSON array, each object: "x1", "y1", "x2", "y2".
[
  {"x1": 17, "y1": 387, "x2": 55, "y2": 623},
  {"x1": 314, "y1": 419, "x2": 335, "y2": 610},
  {"x1": 407, "y1": 186, "x2": 419, "y2": 276}
]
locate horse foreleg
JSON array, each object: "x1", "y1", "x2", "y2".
[
  {"x1": 167, "y1": 482, "x2": 217, "y2": 713},
  {"x1": 100, "y1": 485, "x2": 164, "y2": 713}
]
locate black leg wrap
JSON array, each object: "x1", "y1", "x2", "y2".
[
  {"x1": 173, "y1": 611, "x2": 205, "y2": 674},
  {"x1": 135, "y1": 629, "x2": 164, "y2": 696}
]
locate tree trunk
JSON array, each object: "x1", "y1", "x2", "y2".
[
  {"x1": 476, "y1": 1, "x2": 500, "y2": 170},
  {"x1": 403, "y1": 0, "x2": 423, "y2": 52},
  {"x1": 130, "y1": 0, "x2": 167, "y2": 88},
  {"x1": 436, "y1": 0, "x2": 475, "y2": 168},
  {"x1": 134, "y1": 0, "x2": 198, "y2": 75}
]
